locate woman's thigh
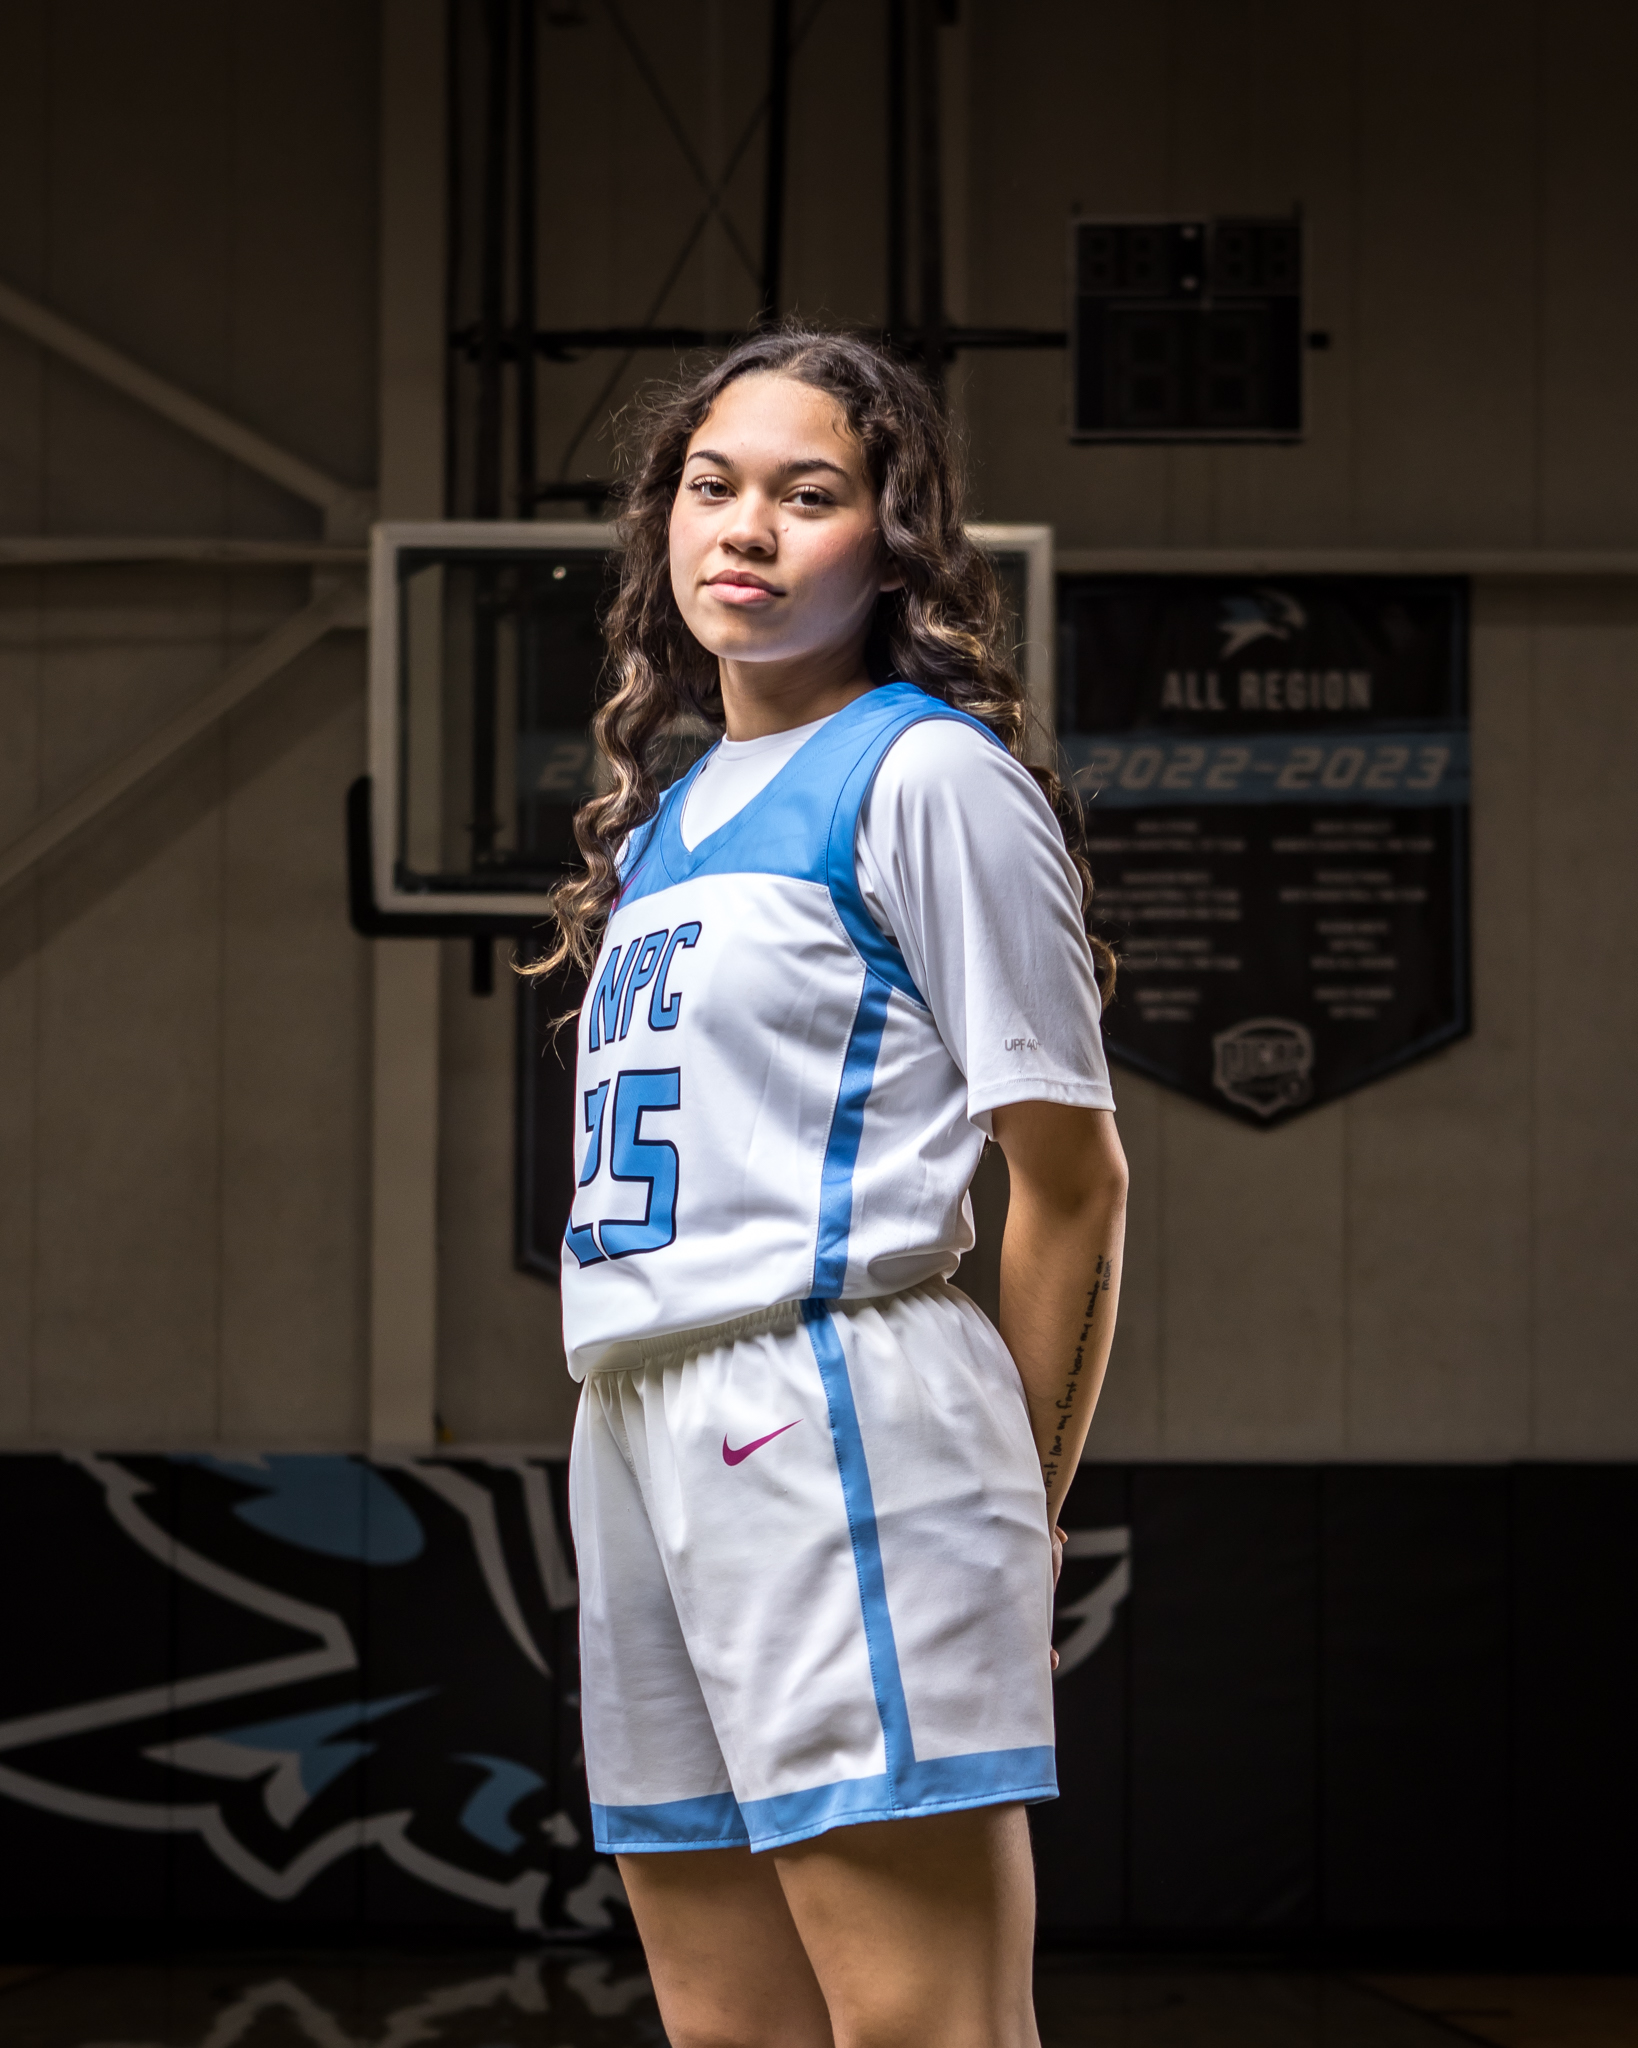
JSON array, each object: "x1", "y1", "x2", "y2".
[
  {"x1": 618, "y1": 1846, "x2": 834, "y2": 2048},
  {"x1": 772, "y1": 1805, "x2": 1039, "y2": 2048}
]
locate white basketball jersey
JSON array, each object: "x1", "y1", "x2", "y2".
[{"x1": 561, "y1": 683, "x2": 1005, "y2": 1380}]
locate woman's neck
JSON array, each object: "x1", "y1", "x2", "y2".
[{"x1": 717, "y1": 641, "x2": 876, "y2": 740}]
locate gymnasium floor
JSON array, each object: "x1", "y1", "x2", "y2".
[{"x1": 1, "y1": 1952, "x2": 1634, "y2": 2046}]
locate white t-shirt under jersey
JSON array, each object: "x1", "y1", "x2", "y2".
[{"x1": 680, "y1": 708, "x2": 1114, "y2": 1132}]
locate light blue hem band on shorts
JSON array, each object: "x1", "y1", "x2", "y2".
[{"x1": 592, "y1": 1745, "x2": 1059, "y2": 1855}]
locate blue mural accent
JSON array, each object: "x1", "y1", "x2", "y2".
[
  {"x1": 222, "y1": 1691, "x2": 432, "y2": 1804},
  {"x1": 0, "y1": 1451, "x2": 602, "y2": 1933},
  {"x1": 199, "y1": 1454, "x2": 425, "y2": 1563},
  {"x1": 455, "y1": 1753, "x2": 547, "y2": 1854}
]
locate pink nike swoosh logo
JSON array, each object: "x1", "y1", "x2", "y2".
[{"x1": 722, "y1": 1420, "x2": 802, "y2": 1466}]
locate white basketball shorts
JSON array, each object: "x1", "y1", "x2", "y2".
[{"x1": 570, "y1": 1278, "x2": 1058, "y2": 1855}]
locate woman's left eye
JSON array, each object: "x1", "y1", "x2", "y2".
[{"x1": 790, "y1": 488, "x2": 830, "y2": 509}]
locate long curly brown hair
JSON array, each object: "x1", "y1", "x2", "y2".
[{"x1": 522, "y1": 325, "x2": 1113, "y2": 999}]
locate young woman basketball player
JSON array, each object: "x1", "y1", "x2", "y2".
[{"x1": 530, "y1": 329, "x2": 1128, "y2": 2048}]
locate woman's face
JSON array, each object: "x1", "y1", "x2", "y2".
[{"x1": 669, "y1": 371, "x2": 899, "y2": 674}]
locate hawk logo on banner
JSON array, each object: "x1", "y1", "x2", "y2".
[
  {"x1": 1217, "y1": 588, "x2": 1306, "y2": 659},
  {"x1": 1059, "y1": 576, "x2": 1470, "y2": 1125}
]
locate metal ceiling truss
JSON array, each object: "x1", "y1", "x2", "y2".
[
  {"x1": 0, "y1": 279, "x2": 371, "y2": 892},
  {"x1": 447, "y1": 0, "x2": 1068, "y2": 515}
]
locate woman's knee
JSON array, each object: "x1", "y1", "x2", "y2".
[{"x1": 660, "y1": 1998, "x2": 835, "y2": 2048}]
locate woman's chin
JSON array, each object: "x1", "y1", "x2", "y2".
[{"x1": 689, "y1": 622, "x2": 796, "y2": 665}]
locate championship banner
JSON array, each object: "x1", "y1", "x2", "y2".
[{"x1": 1058, "y1": 577, "x2": 1470, "y2": 1124}]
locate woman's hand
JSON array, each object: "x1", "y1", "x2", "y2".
[{"x1": 1049, "y1": 1523, "x2": 1067, "y2": 1671}]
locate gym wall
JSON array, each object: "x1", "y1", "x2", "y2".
[
  {"x1": 2, "y1": 0, "x2": 1636, "y2": 1948},
  {"x1": 0, "y1": 0, "x2": 379, "y2": 1448},
  {"x1": 0, "y1": 4, "x2": 1635, "y2": 1455}
]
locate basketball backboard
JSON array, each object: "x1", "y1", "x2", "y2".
[{"x1": 363, "y1": 520, "x2": 1055, "y2": 935}]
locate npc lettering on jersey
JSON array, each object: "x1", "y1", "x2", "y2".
[
  {"x1": 586, "y1": 921, "x2": 701, "y2": 1050},
  {"x1": 567, "y1": 921, "x2": 702, "y2": 1268}
]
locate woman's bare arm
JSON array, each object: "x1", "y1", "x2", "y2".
[{"x1": 989, "y1": 1102, "x2": 1128, "y2": 1527}]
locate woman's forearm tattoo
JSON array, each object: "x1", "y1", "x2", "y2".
[{"x1": 1041, "y1": 1252, "x2": 1117, "y2": 1494}]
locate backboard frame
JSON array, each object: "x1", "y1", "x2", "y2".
[
  {"x1": 366, "y1": 519, "x2": 1056, "y2": 932},
  {"x1": 368, "y1": 520, "x2": 618, "y2": 921}
]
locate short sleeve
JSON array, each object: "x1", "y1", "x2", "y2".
[{"x1": 855, "y1": 718, "x2": 1115, "y2": 1132}]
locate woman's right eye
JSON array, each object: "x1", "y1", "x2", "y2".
[{"x1": 691, "y1": 477, "x2": 731, "y2": 501}]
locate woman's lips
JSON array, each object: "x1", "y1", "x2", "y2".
[{"x1": 706, "y1": 576, "x2": 780, "y2": 606}]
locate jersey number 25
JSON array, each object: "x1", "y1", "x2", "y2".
[{"x1": 564, "y1": 1068, "x2": 680, "y2": 1266}]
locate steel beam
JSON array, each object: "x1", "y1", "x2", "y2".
[
  {"x1": 0, "y1": 537, "x2": 368, "y2": 568},
  {"x1": 915, "y1": 0, "x2": 945, "y2": 388},
  {"x1": 760, "y1": 0, "x2": 793, "y2": 320},
  {"x1": 0, "y1": 277, "x2": 375, "y2": 540},
  {"x1": 0, "y1": 581, "x2": 365, "y2": 897}
]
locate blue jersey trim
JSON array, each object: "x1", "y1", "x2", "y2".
[
  {"x1": 812, "y1": 975, "x2": 891, "y2": 1297},
  {"x1": 613, "y1": 753, "x2": 709, "y2": 905},
  {"x1": 613, "y1": 684, "x2": 1002, "y2": 993},
  {"x1": 822, "y1": 695, "x2": 1004, "y2": 1003},
  {"x1": 590, "y1": 1789, "x2": 748, "y2": 1852},
  {"x1": 591, "y1": 1746, "x2": 1058, "y2": 1854},
  {"x1": 740, "y1": 1747, "x2": 1059, "y2": 1851},
  {"x1": 800, "y1": 1300, "x2": 915, "y2": 1787}
]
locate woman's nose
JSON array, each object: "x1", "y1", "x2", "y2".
[{"x1": 720, "y1": 491, "x2": 777, "y2": 555}]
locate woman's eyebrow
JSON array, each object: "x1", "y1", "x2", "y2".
[{"x1": 684, "y1": 447, "x2": 852, "y2": 480}]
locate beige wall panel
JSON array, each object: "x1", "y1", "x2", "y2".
[
  {"x1": 1084, "y1": 1065, "x2": 1163, "y2": 1460},
  {"x1": 42, "y1": 2, "x2": 234, "y2": 404},
  {"x1": 533, "y1": 17, "x2": 621, "y2": 331},
  {"x1": 0, "y1": 0, "x2": 378, "y2": 1450},
  {"x1": 0, "y1": 579, "x2": 42, "y2": 832},
  {"x1": 517, "y1": 0, "x2": 762, "y2": 485},
  {"x1": 963, "y1": 0, "x2": 1170, "y2": 543},
  {"x1": 18, "y1": 2, "x2": 377, "y2": 544},
  {"x1": 1353, "y1": 0, "x2": 1538, "y2": 544},
  {"x1": 31, "y1": 740, "x2": 224, "y2": 1444},
  {"x1": 229, "y1": 1, "x2": 380, "y2": 491},
  {"x1": 437, "y1": 952, "x2": 575, "y2": 1447},
  {"x1": 1531, "y1": 589, "x2": 1638, "y2": 1454},
  {"x1": 0, "y1": 587, "x2": 41, "y2": 1436},
  {"x1": 1165, "y1": 0, "x2": 1356, "y2": 546},
  {"x1": 219, "y1": 633, "x2": 370, "y2": 1444},
  {"x1": 965, "y1": 0, "x2": 1361, "y2": 545},
  {"x1": 1540, "y1": 2, "x2": 1638, "y2": 544},
  {"x1": 0, "y1": 2, "x2": 47, "y2": 288},
  {"x1": 1159, "y1": 1096, "x2": 1347, "y2": 1457},
  {"x1": 40, "y1": 367, "x2": 240, "y2": 542},
  {"x1": 784, "y1": 0, "x2": 886, "y2": 326},
  {"x1": 1341, "y1": 590, "x2": 1535, "y2": 1456},
  {"x1": 0, "y1": 880, "x2": 36, "y2": 1439},
  {"x1": 0, "y1": 325, "x2": 46, "y2": 533},
  {"x1": 37, "y1": 3, "x2": 243, "y2": 527},
  {"x1": 30, "y1": 572, "x2": 288, "y2": 803}
]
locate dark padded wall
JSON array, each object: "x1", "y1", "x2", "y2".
[
  {"x1": 1030, "y1": 1461, "x2": 1127, "y2": 1929},
  {"x1": 1128, "y1": 1466, "x2": 1320, "y2": 1928},
  {"x1": 2, "y1": 1455, "x2": 1635, "y2": 1939},
  {"x1": 1512, "y1": 1466, "x2": 1638, "y2": 1929},
  {"x1": 1035, "y1": 1461, "x2": 1638, "y2": 1940},
  {"x1": 1321, "y1": 1466, "x2": 1510, "y2": 1927}
]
